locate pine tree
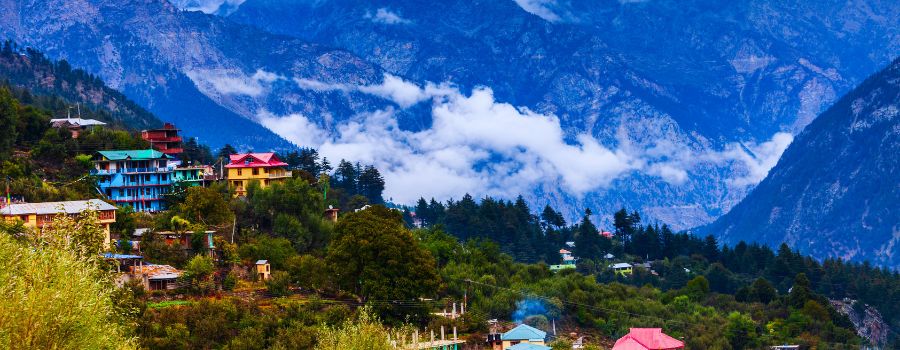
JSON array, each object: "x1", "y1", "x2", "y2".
[
  {"x1": 217, "y1": 144, "x2": 237, "y2": 160},
  {"x1": 357, "y1": 165, "x2": 385, "y2": 204},
  {"x1": 334, "y1": 160, "x2": 358, "y2": 194},
  {"x1": 574, "y1": 211, "x2": 605, "y2": 260}
]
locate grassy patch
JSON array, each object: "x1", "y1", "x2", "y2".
[{"x1": 147, "y1": 300, "x2": 193, "y2": 309}]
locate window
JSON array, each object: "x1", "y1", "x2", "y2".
[
  {"x1": 19, "y1": 215, "x2": 28, "y2": 223},
  {"x1": 237, "y1": 169, "x2": 242, "y2": 176},
  {"x1": 252, "y1": 168, "x2": 259, "y2": 176}
]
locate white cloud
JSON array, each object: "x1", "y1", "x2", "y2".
[
  {"x1": 187, "y1": 68, "x2": 283, "y2": 97},
  {"x1": 279, "y1": 75, "x2": 792, "y2": 204},
  {"x1": 295, "y1": 73, "x2": 435, "y2": 108},
  {"x1": 272, "y1": 80, "x2": 639, "y2": 203},
  {"x1": 257, "y1": 110, "x2": 328, "y2": 146},
  {"x1": 358, "y1": 74, "x2": 430, "y2": 108},
  {"x1": 514, "y1": 0, "x2": 562, "y2": 22},
  {"x1": 170, "y1": 0, "x2": 246, "y2": 15},
  {"x1": 720, "y1": 132, "x2": 794, "y2": 187},
  {"x1": 365, "y1": 8, "x2": 411, "y2": 25}
]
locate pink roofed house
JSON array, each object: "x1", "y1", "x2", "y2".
[
  {"x1": 225, "y1": 152, "x2": 291, "y2": 196},
  {"x1": 612, "y1": 328, "x2": 684, "y2": 350}
]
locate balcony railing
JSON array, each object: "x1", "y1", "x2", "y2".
[
  {"x1": 146, "y1": 136, "x2": 182, "y2": 142},
  {"x1": 92, "y1": 167, "x2": 173, "y2": 175}
]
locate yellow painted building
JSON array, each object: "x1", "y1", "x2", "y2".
[
  {"x1": 225, "y1": 152, "x2": 291, "y2": 196},
  {"x1": 0, "y1": 199, "x2": 117, "y2": 249},
  {"x1": 610, "y1": 262, "x2": 634, "y2": 276}
]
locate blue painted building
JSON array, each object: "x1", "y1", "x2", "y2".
[{"x1": 92, "y1": 149, "x2": 174, "y2": 212}]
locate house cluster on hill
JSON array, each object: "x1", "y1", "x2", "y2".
[
  {"x1": 1, "y1": 122, "x2": 336, "y2": 290},
  {"x1": 549, "y1": 237, "x2": 643, "y2": 278}
]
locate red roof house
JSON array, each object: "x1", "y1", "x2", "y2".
[
  {"x1": 612, "y1": 328, "x2": 684, "y2": 350},
  {"x1": 225, "y1": 153, "x2": 289, "y2": 168}
]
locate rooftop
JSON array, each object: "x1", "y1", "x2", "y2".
[
  {"x1": 612, "y1": 328, "x2": 684, "y2": 350},
  {"x1": 501, "y1": 324, "x2": 547, "y2": 341},
  {"x1": 97, "y1": 149, "x2": 171, "y2": 161},
  {"x1": 0, "y1": 199, "x2": 116, "y2": 215},
  {"x1": 225, "y1": 152, "x2": 289, "y2": 168},
  {"x1": 103, "y1": 253, "x2": 143, "y2": 260},
  {"x1": 50, "y1": 118, "x2": 106, "y2": 127},
  {"x1": 611, "y1": 263, "x2": 633, "y2": 269},
  {"x1": 256, "y1": 260, "x2": 269, "y2": 265},
  {"x1": 507, "y1": 343, "x2": 551, "y2": 350},
  {"x1": 137, "y1": 264, "x2": 182, "y2": 280}
]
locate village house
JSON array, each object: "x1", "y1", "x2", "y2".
[
  {"x1": 154, "y1": 230, "x2": 216, "y2": 254},
  {"x1": 104, "y1": 252, "x2": 183, "y2": 291},
  {"x1": 610, "y1": 262, "x2": 634, "y2": 276},
  {"x1": 256, "y1": 260, "x2": 271, "y2": 280},
  {"x1": 0, "y1": 199, "x2": 117, "y2": 248},
  {"x1": 50, "y1": 117, "x2": 106, "y2": 138},
  {"x1": 225, "y1": 152, "x2": 291, "y2": 196},
  {"x1": 140, "y1": 263, "x2": 183, "y2": 290},
  {"x1": 550, "y1": 248, "x2": 577, "y2": 271},
  {"x1": 498, "y1": 324, "x2": 547, "y2": 349},
  {"x1": 93, "y1": 149, "x2": 174, "y2": 212},
  {"x1": 173, "y1": 165, "x2": 215, "y2": 187},
  {"x1": 324, "y1": 206, "x2": 340, "y2": 223},
  {"x1": 141, "y1": 122, "x2": 183, "y2": 156},
  {"x1": 611, "y1": 328, "x2": 684, "y2": 350}
]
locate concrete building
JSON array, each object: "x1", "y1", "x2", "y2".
[
  {"x1": 141, "y1": 123, "x2": 183, "y2": 156},
  {"x1": 93, "y1": 149, "x2": 174, "y2": 212},
  {"x1": 226, "y1": 153, "x2": 291, "y2": 196},
  {"x1": 173, "y1": 165, "x2": 214, "y2": 187}
]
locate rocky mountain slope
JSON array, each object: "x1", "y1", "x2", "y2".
[
  {"x1": 0, "y1": 42, "x2": 161, "y2": 130},
  {"x1": 705, "y1": 58, "x2": 900, "y2": 267},
  {"x1": 229, "y1": 0, "x2": 900, "y2": 226},
  {"x1": 2, "y1": 0, "x2": 898, "y2": 228},
  {"x1": 0, "y1": 0, "x2": 390, "y2": 150}
]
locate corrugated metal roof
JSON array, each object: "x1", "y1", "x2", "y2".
[
  {"x1": 611, "y1": 263, "x2": 633, "y2": 269},
  {"x1": 612, "y1": 328, "x2": 684, "y2": 350},
  {"x1": 103, "y1": 253, "x2": 143, "y2": 259},
  {"x1": 0, "y1": 199, "x2": 116, "y2": 215},
  {"x1": 50, "y1": 118, "x2": 107, "y2": 126},
  {"x1": 256, "y1": 260, "x2": 269, "y2": 265},
  {"x1": 507, "y1": 343, "x2": 551, "y2": 350},
  {"x1": 225, "y1": 153, "x2": 289, "y2": 168},
  {"x1": 501, "y1": 324, "x2": 546, "y2": 341},
  {"x1": 97, "y1": 149, "x2": 170, "y2": 160},
  {"x1": 140, "y1": 264, "x2": 182, "y2": 280}
]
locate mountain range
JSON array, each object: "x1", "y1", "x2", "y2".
[
  {"x1": 0, "y1": 0, "x2": 898, "y2": 230},
  {"x1": 706, "y1": 57, "x2": 900, "y2": 268}
]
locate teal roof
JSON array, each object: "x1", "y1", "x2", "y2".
[
  {"x1": 98, "y1": 149, "x2": 170, "y2": 160},
  {"x1": 502, "y1": 324, "x2": 547, "y2": 341},
  {"x1": 507, "y1": 344, "x2": 551, "y2": 350}
]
